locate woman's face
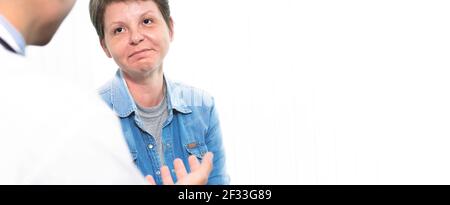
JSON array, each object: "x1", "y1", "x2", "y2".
[{"x1": 101, "y1": 0, "x2": 173, "y2": 79}]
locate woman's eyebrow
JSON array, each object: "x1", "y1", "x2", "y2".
[
  {"x1": 105, "y1": 10, "x2": 158, "y2": 28},
  {"x1": 140, "y1": 10, "x2": 157, "y2": 17},
  {"x1": 107, "y1": 21, "x2": 125, "y2": 28}
]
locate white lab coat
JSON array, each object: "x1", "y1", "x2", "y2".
[{"x1": 0, "y1": 30, "x2": 147, "y2": 185}]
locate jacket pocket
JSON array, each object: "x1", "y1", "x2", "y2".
[{"x1": 184, "y1": 142, "x2": 208, "y2": 160}]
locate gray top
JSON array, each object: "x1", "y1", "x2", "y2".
[{"x1": 135, "y1": 94, "x2": 168, "y2": 165}]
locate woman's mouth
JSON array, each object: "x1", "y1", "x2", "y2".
[{"x1": 129, "y1": 49, "x2": 152, "y2": 59}]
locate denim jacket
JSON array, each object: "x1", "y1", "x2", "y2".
[{"x1": 99, "y1": 70, "x2": 230, "y2": 185}]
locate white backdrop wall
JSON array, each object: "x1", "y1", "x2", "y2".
[{"x1": 27, "y1": 0, "x2": 450, "y2": 184}]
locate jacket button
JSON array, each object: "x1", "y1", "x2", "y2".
[{"x1": 148, "y1": 144, "x2": 154, "y2": 149}]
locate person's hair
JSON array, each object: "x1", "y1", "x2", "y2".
[{"x1": 89, "y1": 0, "x2": 171, "y2": 39}]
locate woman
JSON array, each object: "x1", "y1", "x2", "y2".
[{"x1": 89, "y1": 0, "x2": 229, "y2": 185}]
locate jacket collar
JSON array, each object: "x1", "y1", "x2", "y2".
[{"x1": 110, "y1": 70, "x2": 192, "y2": 118}]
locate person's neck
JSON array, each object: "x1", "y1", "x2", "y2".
[
  {"x1": 0, "y1": 3, "x2": 35, "y2": 46},
  {"x1": 124, "y1": 68, "x2": 165, "y2": 108}
]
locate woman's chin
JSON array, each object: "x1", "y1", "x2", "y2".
[{"x1": 129, "y1": 62, "x2": 157, "y2": 71}]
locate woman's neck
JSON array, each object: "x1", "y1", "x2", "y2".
[{"x1": 123, "y1": 68, "x2": 165, "y2": 108}]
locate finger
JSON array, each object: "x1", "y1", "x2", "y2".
[
  {"x1": 145, "y1": 175, "x2": 156, "y2": 185},
  {"x1": 160, "y1": 166, "x2": 175, "y2": 185},
  {"x1": 200, "y1": 152, "x2": 214, "y2": 175},
  {"x1": 173, "y1": 158, "x2": 188, "y2": 180},
  {"x1": 188, "y1": 155, "x2": 201, "y2": 172}
]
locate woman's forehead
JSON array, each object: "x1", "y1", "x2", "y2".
[{"x1": 104, "y1": 1, "x2": 161, "y2": 21}]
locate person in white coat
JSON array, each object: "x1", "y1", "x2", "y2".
[
  {"x1": 0, "y1": 0, "x2": 212, "y2": 185},
  {"x1": 0, "y1": 0, "x2": 147, "y2": 184}
]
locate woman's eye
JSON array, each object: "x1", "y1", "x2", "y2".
[
  {"x1": 143, "y1": 19, "x2": 152, "y2": 25},
  {"x1": 114, "y1": 27, "x2": 124, "y2": 34}
]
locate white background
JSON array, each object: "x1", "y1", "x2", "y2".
[{"x1": 27, "y1": 0, "x2": 450, "y2": 184}]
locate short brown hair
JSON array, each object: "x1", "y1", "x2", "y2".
[{"x1": 89, "y1": 0, "x2": 171, "y2": 39}]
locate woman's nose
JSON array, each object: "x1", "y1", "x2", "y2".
[{"x1": 130, "y1": 30, "x2": 145, "y2": 45}]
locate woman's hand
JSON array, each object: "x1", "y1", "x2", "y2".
[{"x1": 146, "y1": 152, "x2": 214, "y2": 185}]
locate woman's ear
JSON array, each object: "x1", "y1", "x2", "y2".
[{"x1": 100, "y1": 38, "x2": 112, "y2": 58}]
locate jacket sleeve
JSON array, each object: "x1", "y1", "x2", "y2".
[{"x1": 205, "y1": 97, "x2": 230, "y2": 185}]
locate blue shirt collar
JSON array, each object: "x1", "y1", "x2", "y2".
[
  {"x1": 0, "y1": 15, "x2": 26, "y2": 55},
  {"x1": 111, "y1": 70, "x2": 192, "y2": 118}
]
